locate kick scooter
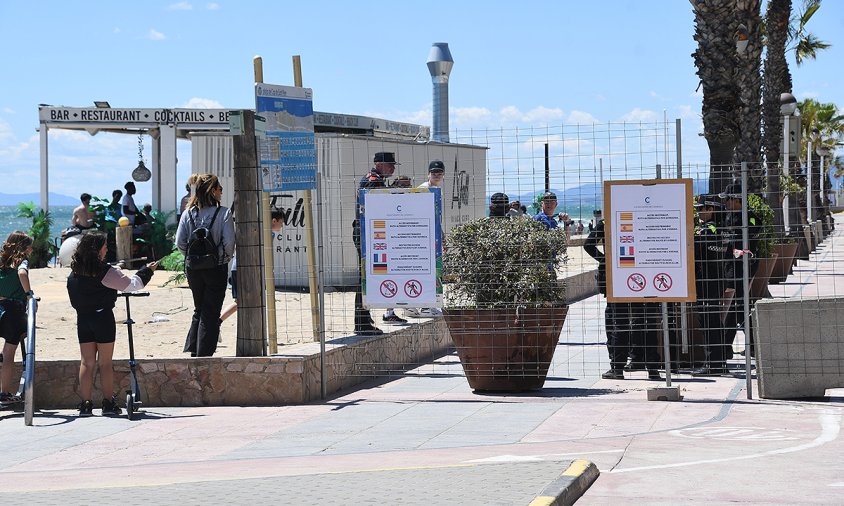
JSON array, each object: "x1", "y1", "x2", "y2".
[{"x1": 120, "y1": 292, "x2": 149, "y2": 420}]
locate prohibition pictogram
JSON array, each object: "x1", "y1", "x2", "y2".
[
  {"x1": 404, "y1": 279, "x2": 422, "y2": 298},
  {"x1": 627, "y1": 273, "x2": 646, "y2": 292},
  {"x1": 380, "y1": 280, "x2": 398, "y2": 298},
  {"x1": 654, "y1": 273, "x2": 673, "y2": 292}
]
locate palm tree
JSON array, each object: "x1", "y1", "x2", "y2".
[
  {"x1": 798, "y1": 99, "x2": 844, "y2": 220},
  {"x1": 762, "y1": 0, "x2": 829, "y2": 227},
  {"x1": 734, "y1": 0, "x2": 763, "y2": 192},
  {"x1": 692, "y1": 0, "x2": 742, "y2": 194}
]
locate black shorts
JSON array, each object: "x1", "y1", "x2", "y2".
[
  {"x1": 230, "y1": 269, "x2": 238, "y2": 300},
  {"x1": 77, "y1": 310, "x2": 117, "y2": 344},
  {"x1": 0, "y1": 299, "x2": 26, "y2": 346}
]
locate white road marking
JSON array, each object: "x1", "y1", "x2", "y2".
[
  {"x1": 609, "y1": 411, "x2": 841, "y2": 474},
  {"x1": 465, "y1": 449, "x2": 624, "y2": 464}
]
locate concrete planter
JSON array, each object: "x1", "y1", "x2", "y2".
[
  {"x1": 444, "y1": 306, "x2": 567, "y2": 392},
  {"x1": 768, "y1": 242, "x2": 798, "y2": 284}
]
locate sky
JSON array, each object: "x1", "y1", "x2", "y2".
[{"x1": 1, "y1": 1, "x2": 842, "y2": 207}]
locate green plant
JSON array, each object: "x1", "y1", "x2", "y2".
[
  {"x1": 443, "y1": 217, "x2": 567, "y2": 309},
  {"x1": 747, "y1": 193, "x2": 776, "y2": 259},
  {"x1": 159, "y1": 249, "x2": 186, "y2": 287},
  {"x1": 16, "y1": 202, "x2": 56, "y2": 268},
  {"x1": 136, "y1": 210, "x2": 177, "y2": 261},
  {"x1": 780, "y1": 174, "x2": 805, "y2": 197},
  {"x1": 87, "y1": 195, "x2": 119, "y2": 262}
]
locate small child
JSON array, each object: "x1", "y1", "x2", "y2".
[
  {"x1": 67, "y1": 232, "x2": 157, "y2": 416},
  {"x1": 0, "y1": 231, "x2": 34, "y2": 405}
]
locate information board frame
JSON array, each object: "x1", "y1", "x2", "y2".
[
  {"x1": 604, "y1": 178, "x2": 696, "y2": 303},
  {"x1": 360, "y1": 187, "x2": 444, "y2": 309}
]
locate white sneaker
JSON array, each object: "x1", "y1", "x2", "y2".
[{"x1": 404, "y1": 308, "x2": 443, "y2": 318}]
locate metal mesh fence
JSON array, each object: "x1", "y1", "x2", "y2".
[{"x1": 209, "y1": 119, "x2": 843, "y2": 398}]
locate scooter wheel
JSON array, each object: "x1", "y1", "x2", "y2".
[{"x1": 126, "y1": 393, "x2": 134, "y2": 421}]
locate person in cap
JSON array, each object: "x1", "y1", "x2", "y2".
[
  {"x1": 584, "y1": 209, "x2": 661, "y2": 381},
  {"x1": 418, "y1": 160, "x2": 445, "y2": 189},
  {"x1": 352, "y1": 152, "x2": 404, "y2": 334},
  {"x1": 405, "y1": 160, "x2": 448, "y2": 319},
  {"x1": 533, "y1": 192, "x2": 559, "y2": 230},
  {"x1": 690, "y1": 195, "x2": 734, "y2": 375},
  {"x1": 489, "y1": 192, "x2": 510, "y2": 218},
  {"x1": 506, "y1": 201, "x2": 525, "y2": 219}
]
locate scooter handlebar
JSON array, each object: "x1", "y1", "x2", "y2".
[{"x1": 119, "y1": 292, "x2": 150, "y2": 298}]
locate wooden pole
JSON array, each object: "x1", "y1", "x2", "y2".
[
  {"x1": 292, "y1": 55, "x2": 322, "y2": 343},
  {"x1": 254, "y1": 56, "x2": 279, "y2": 355},
  {"x1": 232, "y1": 108, "x2": 266, "y2": 357}
]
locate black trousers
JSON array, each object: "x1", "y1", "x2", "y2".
[
  {"x1": 353, "y1": 232, "x2": 374, "y2": 328},
  {"x1": 184, "y1": 264, "x2": 228, "y2": 357},
  {"x1": 605, "y1": 302, "x2": 661, "y2": 370},
  {"x1": 696, "y1": 303, "x2": 733, "y2": 365}
]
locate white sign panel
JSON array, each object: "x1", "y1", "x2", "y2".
[
  {"x1": 361, "y1": 189, "x2": 443, "y2": 308},
  {"x1": 605, "y1": 179, "x2": 695, "y2": 302}
]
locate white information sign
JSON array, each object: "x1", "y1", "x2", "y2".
[
  {"x1": 361, "y1": 189, "x2": 443, "y2": 308},
  {"x1": 605, "y1": 179, "x2": 696, "y2": 302}
]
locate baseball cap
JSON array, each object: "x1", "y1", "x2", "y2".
[
  {"x1": 593, "y1": 209, "x2": 602, "y2": 217},
  {"x1": 694, "y1": 194, "x2": 724, "y2": 209},
  {"x1": 428, "y1": 160, "x2": 445, "y2": 173},
  {"x1": 719, "y1": 183, "x2": 742, "y2": 199},
  {"x1": 374, "y1": 152, "x2": 400, "y2": 165},
  {"x1": 542, "y1": 191, "x2": 557, "y2": 201},
  {"x1": 490, "y1": 192, "x2": 509, "y2": 206}
]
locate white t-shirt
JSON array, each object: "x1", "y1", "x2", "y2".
[{"x1": 120, "y1": 194, "x2": 138, "y2": 225}]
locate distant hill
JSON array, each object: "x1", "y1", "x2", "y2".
[{"x1": 0, "y1": 192, "x2": 78, "y2": 206}]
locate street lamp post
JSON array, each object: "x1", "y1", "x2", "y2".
[
  {"x1": 808, "y1": 127, "x2": 820, "y2": 223},
  {"x1": 780, "y1": 93, "x2": 798, "y2": 233}
]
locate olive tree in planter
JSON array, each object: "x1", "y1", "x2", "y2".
[{"x1": 442, "y1": 217, "x2": 568, "y2": 392}]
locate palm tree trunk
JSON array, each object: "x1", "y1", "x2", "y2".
[
  {"x1": 762, "y1": 0, "x2": 792, "y2": 233},
  {"x1": 692, "y1": 0, "x2": 742, "y2": 194},
  {"x1": 734, "y1": 0, "x2": 763, "y2": 192}
]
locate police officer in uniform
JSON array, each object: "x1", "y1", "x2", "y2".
[
  {"x1": 691, "y1": 195, "x2": 733, "y2": 375},
  {"x1": 584, "y1": 209, "x2": 661, "y2": 380},
  {"x1": 351, "y1": 152, "x2": 400, "y2": 335},
  {"x1": 719, "y1": 183, "x2": 761, "y2": 358}
]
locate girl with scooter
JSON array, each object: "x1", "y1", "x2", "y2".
[
  {"x1": 67, "y1": 232, "x2": 157, "y2": 416},
  {"x1": 0, "y1": 231, "x2": 34, "y2": 406}
]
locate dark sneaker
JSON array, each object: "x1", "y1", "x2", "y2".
[
  {"x1": 382, "y1": 313, "x2": 408, "y2": 324},
  {"x1": 102, "y1": 396, "x2": 122, "y2": 416},
  {"x1": 78, "y1": 400, "x2": 94, "y2": 417},
  {"x1": 647, "y1": 369, "x2": 662, "y2": 381},
  {"x1": 601, "y1": 369, "x2": 624, "y2": 380},
  {"x1": 0, "y1": 392, "x2": 22, "y2": 405},
  {"x1": 354, "y1": 324, "x2": 383, "y2": 336}
]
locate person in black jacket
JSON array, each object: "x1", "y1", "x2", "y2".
[
  {"x1": 67, "y1": 232, "x2": 157, "y2": 417},
  {"x1": 584, "y1": 210, "x2": 661, "y2": 380},
  {"x1": 690, "y1": 196, "x2": 734, "y2": 375},
  {"x1": 352, "y1": 152, "x2": 400, "y2": 335}
]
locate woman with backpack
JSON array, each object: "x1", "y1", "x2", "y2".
[{"x1": 175, "y1": 174, "x2": 235, "y2": 357}]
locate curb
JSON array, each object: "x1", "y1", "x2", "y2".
[{"x1": 529, "y1": 459, "x2": 600, "y2": 506}]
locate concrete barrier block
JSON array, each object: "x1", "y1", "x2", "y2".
[{"x1": 755, "y1": 296, "x2": 844, "y2": 399}]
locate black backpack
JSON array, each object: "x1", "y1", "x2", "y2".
[{"x1": 185, "y1": 207, "x2": 222, "y2": 270}]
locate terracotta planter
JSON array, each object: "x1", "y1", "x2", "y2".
[
  {"x1": 749, "y1": 253, "x2": 777, "y2": 301},
  {"x1": 768, "y1": 242, "x2": 798, "y2": 284},
  {"x1": 444, "y1": 306, "x2": 568, "y2": 392}
]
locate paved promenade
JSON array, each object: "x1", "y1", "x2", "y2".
[{"x1": 2, "y1": 223, "x2": 844, "y2": 504}]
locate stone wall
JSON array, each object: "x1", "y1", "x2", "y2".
[{"x1": 15, "y1": 319, "x2": 451, "y2": 408}]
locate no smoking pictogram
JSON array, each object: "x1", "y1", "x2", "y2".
[
  {"x1": 380, "y1": 280, "x2": 398, "y2": 298},
  {"x1": 404, "y1": 279, "x2": 422, "y2": 298},
  {"x1": 627, "y1": 273, "x2": 646, "y2": 292},
  {"x1": 653, "y1": 273, "x2": 673, "y2": 292}
]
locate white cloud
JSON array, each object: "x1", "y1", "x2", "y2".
[
  {"x1": 181, "y1": 97, "x2": 224, "y2": 109},
  {"x1": 206, "y1": 2, "x2": 220, "y2": 9},
  {"x1": 147, "y1": 29, "x2": 166, "y2": 41},
  {"x1": 676, "y1": 105, "x2": 698, "y2": 120},
  {"x1": 619, "y1": 108, "x2": 659, "y2": 123},
  {"x1": 453, "y1": 107, "x2": 492, "y2": 126},
  {"x1": 113, "y1": 27, "x2": 121, "y2": 34},
  {"x1": 567, "y1": 110, "x2": 600, "y2": 124},
  {"x1": 168, "y1": 1, "x2": 193, "y2": 10},
  {"x1": 3, "y1": 108, "x2": 15, "y2": 115},
  {"x1": 799, "y1": 91, "x2": 819, "y2": 99}
]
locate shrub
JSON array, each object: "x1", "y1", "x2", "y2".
[{"x1": 443, "y1": 217, "x2": 567, "y2": 309}]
